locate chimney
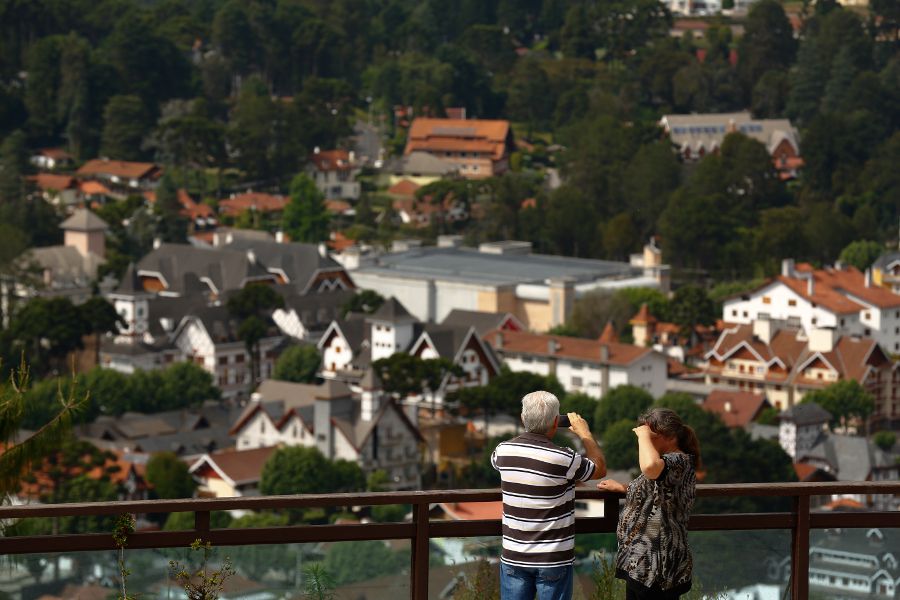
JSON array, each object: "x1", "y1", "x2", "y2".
[
  {"x1": 807, "y1": 276, "x2": 814, "y2": 296},
  {"x1": 275, "y1": 231, "x2": 284, "y2": 244},
  {"x1": 599, "y1": 344, "x2": 610, "y2": 363},
  {"x1": 495, "y1": 331, "x2": 504, "y2": 350},
  {"x1": 246, "y1": 249, "x2": 257, "y2": 264},
  {"x1": 318, "y1": 243, "x2": 328, "y2": 258},
  {"x1": 782, "y1": 259, "x2": 795, "y2": 278},
  {"x1": 153, "y1": 237, "x2": 162, "y2": 250},
  {"x1": 724, "y1": 401, "x2": 732, "y2": 413},
  {"x1": 753, "y1": 318, "x2": 774, "y2": 344},
  {"x1": 865, "y1": 268, "x2": 872, "y2": 288},
  {"x1": 808, "y1": 327, "x2": 836, "y2": 353},
  {"x1": 547, "y1": 339, "x2": 558, "y2": 354}
]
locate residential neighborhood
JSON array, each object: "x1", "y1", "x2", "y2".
[{"x1": 0, "y1": 0, "x2": 897, "y2": 598}]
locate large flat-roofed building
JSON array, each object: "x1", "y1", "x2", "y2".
[{"x1": 349, "y1": 240, "x2": 669, "y2": 331}]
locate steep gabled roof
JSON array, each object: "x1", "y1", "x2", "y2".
[
  {"x1": 781, "y1": 402, "x2": 831, "y2": 426},
  {"x1": 60, "y1": 208, "x2": 109, "y2": 232},
  {"x1": 222, "y1": 238, "x2": 346, "y2": 291},
  {"x1": 77, "y1": 159, "x2": 160, "y2": 180},
  {"x1": 440, "y1": 309, "x2": 524, "y2": 335},
  {"x1": 484, "y1": 329, "x2": 654, "y2": 367},
  {"x1": 189, "y1": 446, "x2": 277, "y2": 486},
  {"x1": 369, "y1": 297, "x2": 415, "y2": 323},
  {"x1": 137, "y1": 243, "x2": 276, "y2": 295}
]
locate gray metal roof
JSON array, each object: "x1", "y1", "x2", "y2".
[
  {"x1": 781, "y1": 402, "x2": 832, "y2": 426},
  {"x1": 222, "y1": 239, "x2": 343, "y2": 291},
  {"x1": 356, "y1": 246, "x2": 639, "y2": 286},
  {"x1": 60, "y1": 208, "x2": 109, "y2": 231},
  {"x1": 136, "y1": 243, "x2": 274, "y2": 296},
  {"x1": 369, "y1": 297, "x2": 416, "y2": 323},
  {"x1": 26, "y1": 245, "x2": 104, "y2": 288},
  {"x1": 440, "y1": 309, "x2": 515, "y2": 335},
  {"x1": 803, "y1": 434, "x2": 891, "y2": 481}
]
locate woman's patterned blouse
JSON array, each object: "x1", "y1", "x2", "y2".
[{"x1": 615, "y1": 452, "x2": 696, "y2": 592}]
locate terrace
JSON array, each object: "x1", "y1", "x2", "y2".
[{"x1": 1, "y1": 481, "x2": 899, "y2": 598}]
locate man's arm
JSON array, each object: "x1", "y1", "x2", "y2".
[{"x1": 567, "y1": 412, "x2": 606, "y2": 479}]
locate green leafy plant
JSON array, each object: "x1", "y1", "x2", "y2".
[
  {"x1": 303, "y1": 563, "x2": 337, "y2": 600},
  {"x1": 168, "y1": 539, "x2": 235, "y2": 600},
  {"x1": 451, "y1": 557, "x2": 500, "y2": 600},
  {"x1": 112, "y1": 513, "x2": 137, "y2": 600}
]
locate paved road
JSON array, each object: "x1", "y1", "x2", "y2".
[{"x1": 352, "y1": 119, "x2": 384, "y2": 167}]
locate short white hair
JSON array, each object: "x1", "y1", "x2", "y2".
[{"x1": 521, "y1": 391, "x2": 560, "y2": 434}]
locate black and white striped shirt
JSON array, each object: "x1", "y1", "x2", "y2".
[{"x1": 491, "y1": 432, "x2": 597, "y2": 568}]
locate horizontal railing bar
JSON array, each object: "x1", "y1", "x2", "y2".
[
  {"x1": 0, "y1": 523, "x2": 417, "y2": 555},
  {"x1": 810, "y1": 511, "x2": 900, "y2": 529},
  {"x1": 1, "y1": 482, "x2": 897, "y2": 519},
  {"x1": 4, "y1": 508, "x2": 897, "y2": 556},
  {"x1": 690, "y1": 513, "x2": 794, "y2": 531}
]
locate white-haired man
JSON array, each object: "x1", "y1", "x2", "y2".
[{"x1": 491, "y1": 390, "x2": 606, "y2": 600}]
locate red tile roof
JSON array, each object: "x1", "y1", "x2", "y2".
[
  {"x1": 703, "y1": 390, "x2": 770, "y2": 428},
  {"x1": 598, "y1": 321, "x2": 619, "y2": 344},
  {"x1": 630, "y1": 304, "x2": 657, "y2": 325},
  {"x1": 30, "y1": 173, "x2": 77, "y2": 191},
  {"x1": 328, "y1": 231, "x2": 356, "y2": 252},
  {"x1": 388, "y1": 179, "x2": 421, "y2": 197},
  {"x1": 439, "y1": 501, "x2": 503, "y2": 521},
  {"x1": 36, "y1": 147, "x2": 73, "y2": 161},
  {"x1": 405, "y1": 118, "x2": 510, "y2": 161},
  {"x1": 485, "y1": 329, "x2": 652, "y2": 366},
  {"x1": 77, "y1": 159, "x2": 160, "y2": 180},
  {"x1": 219, "y1": 192, "x2": 287, "y2": 217},
  {"x1": 190, "y1": 446, "x2": 276, "y2": 485},
  {"x1": 325, "y1": 199, "x2": 352, "y2": 214},
  {"x1": 79, "y1": 180, "x2": 113, "y2": 196},
  {"x1": 309, "y1": 149, "x2": 356, "y2": 172}
]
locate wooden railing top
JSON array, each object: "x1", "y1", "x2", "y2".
[{"x1": 1, "y1": 481, "x2": 898, "y2": 519}]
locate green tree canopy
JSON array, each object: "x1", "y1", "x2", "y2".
[
  {"x1": 801, "y1": 380, "x2": 875, "y2": 431},
  {"x1": 282, "y1": 173, "x2": 329, "y2": 243},
  {"x1": 594, "y1": 385, "x2": 654, "y2": 436},
  {"x1": 838, "y1": 240, "x2": 883, "y2": 271},
  {"x1": 341, "y1": 290, "x2": 385, "y2": 317},
  {"x1": 322, "y1": 540, "x2": 410, "y2": 586},
  {"x1": 259, "y1": 446, "x2": 364, "y2": 497},
  {"x1": 273, "y1": 345, "x2": 321, "y2": 383},
  {"x1": 145, "y1": 451, "x2": 196, "y2": 499}
]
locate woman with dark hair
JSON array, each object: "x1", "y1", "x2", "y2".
[{"x1": 597, "y1": 407, "x2": 702, "y2": 600}]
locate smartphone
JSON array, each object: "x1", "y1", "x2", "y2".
[{"x1": 558, "y1": 414, "x2": 571, "y2": 428}]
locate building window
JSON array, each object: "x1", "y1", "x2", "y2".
[
  {"x1": 743, "y1": 311, "x2": 748, "y2": 318},
  {"x1": 788, "y1": 300, "x2": 797, "y2": 307},
  {"x1": 812, "y1": 317, "x2": 817, "y2": 325},
  {"x1": 218, "y1": 356, "x2": 228, "y2": 365},
  {"x1": 571, "y1": 376, "x2": 583, "y2": 387},
  {"x1": 762, "y1": 296, "x2": 771, "y2": 304},
  {"x1": 731, "y1": 309, "x2": 737, "y2": 317},
  {"x1": 235, "y1": 354, "x2": 245, "y2": 363},
  {"x1": 840, "y1": 318, "x2": 846, "y2": 326},
  {"x1": 865, "y1": 312, "x2": 872, "y2": 320}
]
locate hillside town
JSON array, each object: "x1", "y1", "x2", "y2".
[{"x1": 0, "y1": 0, "x2": 898, "y2": 598}]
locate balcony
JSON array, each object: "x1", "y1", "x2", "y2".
[{"x1": 1, "y1": 482, "x2": 899, "y2": 599}]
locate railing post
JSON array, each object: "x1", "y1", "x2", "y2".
[
  {"x1": 412, "y1": 501, "x2": 430, "y2": 600},
  {"x1": 790, "y1": 495, "x2": 810, "y2": 600},
  {"x1": 195, "y1": 510, "x2": 211, "y2": 537}
]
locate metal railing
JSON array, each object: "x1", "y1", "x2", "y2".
[{"x1": 2, "y1": 481, "x2": 900, "y2": 599}]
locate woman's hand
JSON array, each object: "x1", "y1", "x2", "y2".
[
  {"x1": 597, "y1": 479, "x2": 627, "y2": 493},
  {"x1": 633, "y1": 424, "x2": 653, "y2": 438}
]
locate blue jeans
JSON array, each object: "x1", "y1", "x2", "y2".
[{"x1": 500, "y1": 563, "x2": 574, "y2": 600}]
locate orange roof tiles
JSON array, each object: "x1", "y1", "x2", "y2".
[
  {"x1": 219, "y1": 192, "x2": 287, "y2": 217},
  {"x1": 406, "y1": 118, "x2": 510, "y2": 161},
  {"x1": 439, "y1": 501, "x2": 503, "y2": 521},
  {"x1": 766, "y1": 264, "x2": 900, "y2": 313},
  {"x1": 31, "y1": 173, "x2": 76, "y2": 190},
  {"x1": 485, "y1": 329, "x2": 651, "y2": 366},
  {"x1": 309, "y1": 149, "x2": 357, "y2": 172},
  {"x1": 598, "y1": 321, "x2": 619, "y2": 344},
  {"x1": 388, "y1": 179, "x2": 421, "y2": 197},
  {"x1": 79, "y1": 180, "x2": 113, "y2": 196},
  {"x1": 630, "y1": 304, "x2": 657, "y2": 325},
  {"x1": 703, "y1": 390, "x2": 770, "y2": 428},
  {"x1": 325, "y1": 199, "x2": 352, "y2": 214},
  {"x1": 192, "y1": 446, "x2": 276, "y2": 485},
  {"x1": 328, "y1": 231, "x2": 357, "y2": 252},
  {"x1": 77, "y1": 159, "x2": 160, "y2": 180}
]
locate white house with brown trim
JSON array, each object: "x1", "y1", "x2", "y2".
[
  {"x1": 723, "y1": 260, "x2": 900, "y2": 354},
  {"x1": 483, "y1": 329, "x2": 668, "y2": 399},
  {"x1": 188, "y1": 446, "x2": 277, "y2": 498},
  {"x1": 703, "y1": 320, "x2": 897, "y2": 421},
  {"x1": 229, "y1": 378, "x2": 425, "y2": 490}
]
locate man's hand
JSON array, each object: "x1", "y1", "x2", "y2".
[
  {"x1": 597, "y1": 479, "x2": 627, "y2": 494},
  {"x1": 568, "y1": 412, "x2": 591, "y2": 439}
]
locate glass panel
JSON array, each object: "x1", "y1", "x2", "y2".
[
  {"x1": 809, "y1": 527, "x2": 900, "y2": 600},
  {"x1": 430, "y1": 536, "x2": 500, "y2": 599},
  {"x1": 0, "y1": 539, "x2": 410, "y2": 599}
]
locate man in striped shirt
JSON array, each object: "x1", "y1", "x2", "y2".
[{"x1": 491, "y1": 390, "x2": 606, "y2": 600}]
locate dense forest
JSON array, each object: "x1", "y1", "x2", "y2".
[{"x1": 0, "y1": 0, "x2": 898, "y2": 281}]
